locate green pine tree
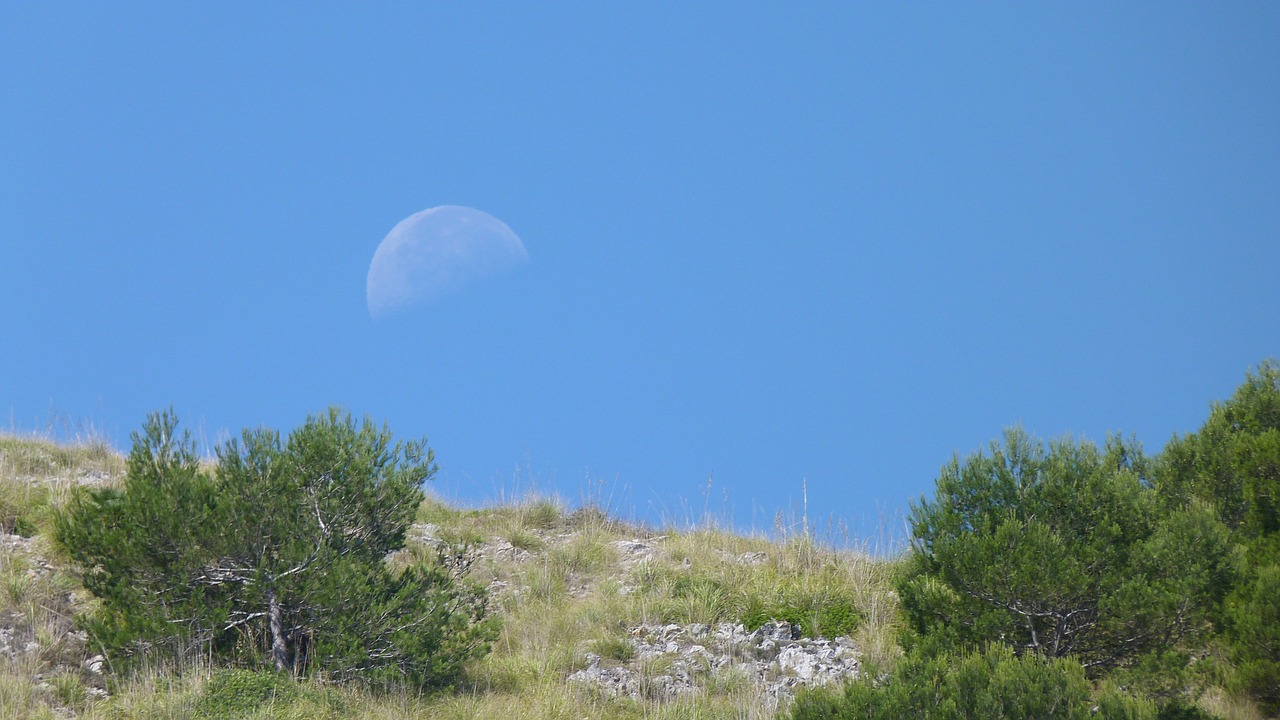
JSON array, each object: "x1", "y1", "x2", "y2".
[
  {"x1": 899, "y1": 429, "x2": 1232, "y2": 674},
  {"x1": 56, "y1": 408, "x2": 496, "y2": 689}
]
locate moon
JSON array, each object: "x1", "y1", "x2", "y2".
[{"x1": 366, "y1": 206, "x2": 528, "y2": 319}]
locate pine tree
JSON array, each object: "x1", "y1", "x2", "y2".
[
  {"x1": 899, "y1": 429, "x2": 1232, "y2": 674},
  {"x1": 56, "y1": 408, "x2": 496, "y2": 688}
]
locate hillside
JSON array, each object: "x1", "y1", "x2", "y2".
[{"x1": 0, "y1": 433, "x2": 901, "y2": 719}]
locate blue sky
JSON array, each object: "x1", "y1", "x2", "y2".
[{"x1": 3, "y1": 3, "x2": 1278, "y2": 540}]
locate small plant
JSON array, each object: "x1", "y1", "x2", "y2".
[
  {"x1": 507, "y1": 528, "x2": 545, "y2": 552},
  {"x1": 416, "y1": 496, "x2": 464, "y2": 525},
  {"x1": 4, "y1": 572, "x2": 30, "y2": 606},
  {"x1": 814, "y1": 597, "x2": 862, "y2": 638},
  {"x1": 789, "y1": 645, "x2": 1157, "y2": 720},
  {"x1": 0, "y1": 435, "x2": 122, "y2": 481},
  {"x1": 636, "y1": 655, "x2": 678, "y2": 702},
  {"x1": 439, "y1": 525, "x2": 486, "y2": 547},
  {"x1": 0, "y1": 476, "x2": 48, "y2": 536},
  {"x1": 741, "y1": 594, "x2": 861, "y2": 639},
  {"x1": 552, "y1": 532, "x2": 613, "y2": 576},
  {"x1": 48, "y1": 671, "x2": 87, "y2": 710},
  {"x1": 521, "y1": 499, "x2": 562, "y2": 530},
  {"x1": 197, "y1": 669, "x2": 298, "y2": 718},
  {"x1": 591, "y1": 635, "x2": 636, "y2": 662},
  {"x1": 668, "y1": 575, "x2": 735, "y2": 624},
  {"x1": 528, "y1": 561, "x2": 569, "y2": 601}
]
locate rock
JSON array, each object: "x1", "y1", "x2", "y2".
[
  {"x1": 612, "y1": 539, "x2": 657, "y2": 564},
  {"x1": 487, "y1": 539, "x2": 532, "y2": 563},
  {"x1": 569, "y1": 620, "x2": 861, "y2": 706},
  {"x1": 778, "y1": 646, "x2": 821, "y2": 679},
  {"x1": 756, "y1": 620, "x2": 799, "y2": 641},
  {"x1": 407, "y1": 523, "x2": 442, "y2": 544},
  {"x1": 569, "y1": 662, "x2": 640, "y2": 699}
]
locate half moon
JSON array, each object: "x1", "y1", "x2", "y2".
[{"x1": 366, "y1": 205, "x2": 528, "y2": 319}]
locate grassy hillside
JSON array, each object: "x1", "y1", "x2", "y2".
[{"x1": 1, "y1": 434, "x2": 902, "y2": 719}]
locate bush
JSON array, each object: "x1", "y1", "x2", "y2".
[
  {"x1": 899, "y1": 429, "x2": 1233, "y2": 674},
  {"x1": 741, "y1": 593, "x2": 861, "y2": 639},
  {"x1": 1157, "y1": 361, "x2": 1280, "y2": 712},
  {"x1": 788, "y1": 644, "x2": 1155, "y2": 720},
  {"x1": 1152, "y1": 699, "x2": 1217, "y2": 720},
  {"x1": 0, "y1": 475, "x2": 47, "y2": 536},
  {"x1": 1224, "y1": 563, "x2": 1280, "y2": 715},
  {"x1": 56, "y1": 408, "x2": 497, "y2": 689},
  {"x1": 1157, "y1": 360, "x2": 1280, "y2": 550},
  {"x1": 197, "y1": 669, "x2": 299, "y2": 718}
]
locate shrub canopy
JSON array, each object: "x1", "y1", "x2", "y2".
[
  {"x1": 789, "y1": 644, "x2": 1154, "y2": 720},
  {"x1": 1158, "y1": 361, "x2": 1280, "y2": 713},
  {"x1": 899, "y1": 429, "x2": 1232, "y2": 673},
  {"x1": 56, "y1": 408, "x2": 495, "y2": 688}
]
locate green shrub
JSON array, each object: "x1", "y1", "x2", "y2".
[
  {"x1": 591, "y1": 635, "x2": 636, "y2": 662},
  {"x1": 0, "y1": 476, "x2": 48, "y2": 536},
  {"x1": 1157, "y1": 361, "x2": 1280, "y2": 714},
  {"x1": 506, "y1": 528, "x2": 544, "y2": 552},
  {"x1": 56, "y1": 408, "x2": 497, "y2": 689},
  {"x1": 900, "y1": 429, "x2": 1233, "y2": 674},
  {"x1": 197, "y1": 669, "x2": 298, "y2": 718},
  {"x1": 1157, "y1": 360, "x2": 1280, "y2": 549},
  {"x1": 49, "y1": 671, "x2": 87, "y2": 710},
  {"x1": 814, "y1": 598, "x2": 862, "y2": 638},
  {"x1": 788, "y1": 645, "x2": 1155, "y2": 720},
  {"x1": 742, "y1": 594, "x2": 861, "y2": 639},
  {"x1": 1151, "y1": 699, "x2": 1217, "y2": 720},
  {"x1": 1225, "y1": 563, "x2": 1280, "y2": 715},
  {"x1": 520, "y1": 499, "x2": 562, "y2": 530}
]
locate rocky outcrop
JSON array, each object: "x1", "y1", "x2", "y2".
[{"x1": 569, "y1": 621, "x2": 860, "y2": 705}]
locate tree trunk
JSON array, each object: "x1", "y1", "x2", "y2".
[{"x1": 269, "y1": 589, "x2": 290, "y2": 673}]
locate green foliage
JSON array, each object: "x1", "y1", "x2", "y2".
[
  {"x1": 900, "y1": 428, "x2": 1233, "y2": 674},
  {"x1": 1158, "y1": 360, "x2": 1280, "y2": 550},
  {"x1": 741, "y1": 592, "x2": 862, "y2": 639},
  {"x1": 1223, "y1": 563, "x2": 1280, "y2": 715},
  {"x1": 1157, "y1": 361, "x2": 1280, "y2": 713},
  {"x1": 1151, "y1": 699, "x2": 1218, "y2": 720},
  {"x1": 55, "y1": 408, "x2": 496, "y2": 689},
  {"x1": 591, "y1": 635, "x2": 636, "y2": 662},
  {"x1": 520, "y1": 499, "x2": 562, "y2": 530},
  {"x1": 0, "y1": 476, "x2": 48, "y2": 536},
  {"x1": 197, "y1": 669, "x2": 299, "y2": 718},
  {"x1": 788, "y1": 644, "x2": 1155, "y2": 720}
]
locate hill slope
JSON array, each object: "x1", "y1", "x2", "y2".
[{"x1": 1, "y1": 434, "x2": 901, "y2": 719}]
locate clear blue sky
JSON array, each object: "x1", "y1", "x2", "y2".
[{"x1": 3, "y1": 3, "x2": 1278, "y2": 540}]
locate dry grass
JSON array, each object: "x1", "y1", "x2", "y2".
[
  {"x1": 391, "y1": 493, "x2": 906, "y2": 719},
  {"x1": 0, "y1": 433, "x2": 123, "y2": 718}
]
